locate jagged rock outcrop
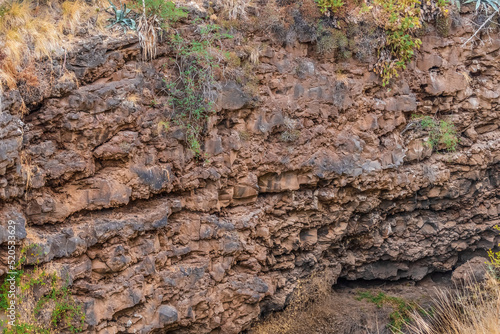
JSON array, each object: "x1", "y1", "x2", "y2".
[{"x1": 1, "y1": 8, "x2": 500, "y2": 334}]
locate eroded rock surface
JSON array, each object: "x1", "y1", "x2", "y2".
[{"x1": 1, "y1": 12, "x2": 500, "y2": 334}]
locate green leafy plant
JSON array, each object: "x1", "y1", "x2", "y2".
[
  {"x1": 34, "y1": 275, "x2": 85, "y2": 333},
  {"x1": 316, "y1": 0, "x2": 345, "y2": 14},
  {"x1": 0, "y1": 244, "x2": 84, "y2": 333},
  {"x1": 463, "y1": 0, "x2": 500, "y2": 11},
  {"x1": 132, "y1": 0, "x2": 187, "y2": 30},
  {"x1": 372, "y1": 0, "x2": 423, "y2": 86},
  {"x1": 487, "y1": 225, "x2": 500, "y2": 270},
  {"x1": 163, "y1": 23, "x2": 232, "y2": 157},
  {"x1": 106, "y1": 0, "x2": 136, "y2": 31},
  {"x1": 412, "y1": 115, "x2": 459, "y2": 152}
]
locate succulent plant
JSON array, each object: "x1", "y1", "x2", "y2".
[
  {"x1": 107, "y1": 0, "x2": 136, "y2": 31},
  {"x1": 463, "y1": 0, "x2": 500, "y2": 12}
]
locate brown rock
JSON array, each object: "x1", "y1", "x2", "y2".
[{"x1": 451, "y1": 257, "x2": 489, "y2": 285}]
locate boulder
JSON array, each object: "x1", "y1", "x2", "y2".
[{"x1": 452, "y1": 257, "x2": 489, "y2": 285}]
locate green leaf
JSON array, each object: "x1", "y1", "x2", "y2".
[{"x1": 486, "y1": 0, "x2": 499, "y2": 10}]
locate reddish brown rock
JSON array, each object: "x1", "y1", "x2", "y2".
[{"x1": 0, "y1": 10, "x2": 499, "y2": 334}]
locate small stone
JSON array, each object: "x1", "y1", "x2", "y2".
[{"x1": 158, "y1": 305, "x2": 178, "y2": 325}]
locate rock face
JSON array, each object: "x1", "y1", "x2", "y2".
[
  {"x1": 451, "y1": 256, "x2": 489, "y2": 285},
  {"x1": 1, "y1": 13, "x2": 500, "y2": 334}
]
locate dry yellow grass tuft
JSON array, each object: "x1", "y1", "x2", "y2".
[
  {"x1": 221, "y1": 0, "x2": 249, "y2": 20},
  {"x1": 0, "y1": 0, "x2": 105, "y2": 90},
  {"x1": 408, "y1": 272, "x2": 500, "y2": 334}
]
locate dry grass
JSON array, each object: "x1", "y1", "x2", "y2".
[
  {"x1": 221, "y1": 0, "x2": 249, "y2": 20},
  {"x1": 252, "y1": 266, "x2": 500, "y2": 334},
  {"x1": 137, "y1": 13, "x2": 158, "y2": 61},
  {"x1": 0, "y1": 0, "x2": 105, "y2": 90},
  {"x1": 60, "y1": 0, "x2": 100, "y2": 35},
  {"x1": 122, "y1": 92, "x2": 140, "y2": 108},
  {"x1": 409, "y1": 272, "x2": 500, "y2": 334},
  {"x1": 245, "y1": 43, "x2": 261, "y2": 65},
  {"x1": 19, "y1": 149, "x2": 33, "y2": 198},
  {"x1": 251, "y1": 271, "x2": 341, "y2": 334}
]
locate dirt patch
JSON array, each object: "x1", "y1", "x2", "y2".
[{"x1": 249, "y1": 273, "x2": 453, "y2": 334}]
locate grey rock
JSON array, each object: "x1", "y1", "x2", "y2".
[{"x1": 158, "y1": 305, "x2": 178, "y2": 325}]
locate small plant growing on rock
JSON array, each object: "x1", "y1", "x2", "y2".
[
  {"x1": 132, "y1": 0, "x2": 187, "y2": 60},
  {"x1": 372, "y1": 0, "x2": 423, "y2": 86},
  {"x1": 221, "y1": 0, "x2": 250, "y2": 20},
  {"x1": 412, "y1": 115, "x2": 459, "y2": 152},
  {"x1": 316, "y1": 0, "x2": 345, "y2": 15},
  {"x1": 356, "y1": 291, "x2": 419, "y2": 333},
  {"x1": 280, "y1": 117, "x2": 301, "y2": 142},
  {"x1": 0, "y1": 244, "x2": 85, "y2": 333},
  {"x1": 316, "y1": 26, "x2": 352, "y2": 59},
  {"x1": 487, "y1": 225, "x2": 500, "y2": 270},
  {"x1": 163, "y1": 23, "x2": 232, "y2": 157}
]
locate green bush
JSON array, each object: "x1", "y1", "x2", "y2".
[
  {"x1": 131, "y1": 0, "x2": 187, "y2": 29},
  {"x1": 372, "y1": 0, "x2": 423, "y2": 86},
  {"x1": 413, "y1": 115, "x2": 459, "y2": 152},
  {"x1": 357, "y1": 291, "x2": 419, "y2": 333},
  {"x1": 163, "y1": 23, "x2": 232, "y2": 157},
  {"x1": 0, "y1": 244, "x2": 84, "y2": 333},
  {"x1": 316, "y1": 0, "x2": 344, "y2": 14}
]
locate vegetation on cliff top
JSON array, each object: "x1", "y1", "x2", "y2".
[
  {"x1": 0, "y1": 0, "x2": 492, "y2": 91},
  {"x1": 0, "y1": 0, "x2": 107, "y2": 90},
  {"x1": 0, "y1": 0, "x2": 492, "y2": 157}
]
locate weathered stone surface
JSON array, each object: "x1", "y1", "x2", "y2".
[
  {"x1": 218, "y1": 82, "x2": 249, "y2": 111},
  {"x1": 451, "y1": 256, "x2": 489, "y2": 285},
  {"x1": 0, "y1": 11, "x2": 499, "y2": 334},
  {"x1": 157, "y1": 305, "x2": 178, "y2": 325}
]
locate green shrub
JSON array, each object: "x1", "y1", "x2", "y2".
[
  {"x1": 0, "y1": 244, "x2": 85, "y2": 333},
  {"x1": 316, "y1": 0, "x2": 344, "y2": 14},
  {"x1": 163, "y1": 23, "x2": 232, "y2": 157},
  {"x1": 131, "y1": 0, "x2": 187, "y2": 29},
  {"x1": 372, "y1": 0, "x2": 423, "y2": 86},
  {"x1": 412, "y1": 115, "x2": 459, "y2": 152}
]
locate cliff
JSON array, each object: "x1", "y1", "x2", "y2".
[{"x1": 0, "y1": 1, "x2": 499, "y2": 333}]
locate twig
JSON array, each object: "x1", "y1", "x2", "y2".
[{"x1": 462, "y1": 9, "x2": 500, "y2": 47}]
